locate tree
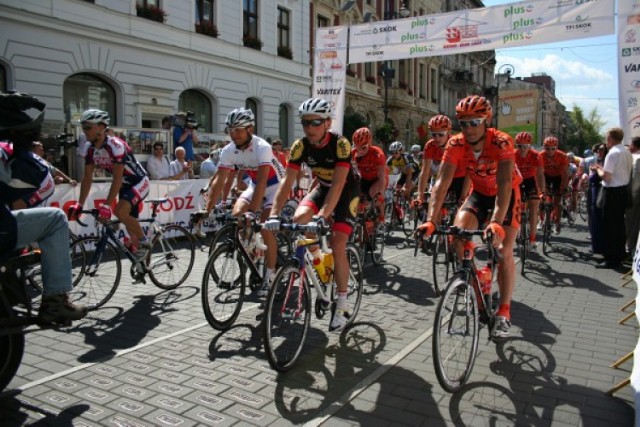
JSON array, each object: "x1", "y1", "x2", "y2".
[
  {"x1": 342, "y1": 111, "x2": 369, "y2": 142},
  {"x1": 565, "y1": 105, "x2": 605, "y2": 155}
]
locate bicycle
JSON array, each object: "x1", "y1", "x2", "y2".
[
  {"x1": 188, "y1": 205, "x2": 233, "y2": 253},
  {"x1": 69, "y1": 199, "x2": 196, "y2": 310},
  {"x1": 540, "y1": 193, "x2": 554, "y2": 254},
  {"x1": 384, "y1": 189, "x2": 411, "y2": 237},
  {"x1": 516, "y1": 191, "x2": 531, "y2": 275},
  {"x1": 429, "y1": 199, "x2": 460, "y2": 296},
  {"x1": 430, "y1": 226, "x2": 500, "y2": 392},
  {"x1": 262, "y1": 221, "x2": 363, "y2": 372},
  {"x1": 350, "y1": 195, "x2": 385, "y2": 265},
  {"x1": 201, "y1": 216, "x2": 271, "y2": 331}
]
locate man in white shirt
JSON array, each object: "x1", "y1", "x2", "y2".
[
  {"x1": 169, "y1": 146, "x2": 193, "y2": 180},
  {"x1": 145, "y1": 142, "x2": 172, "y2": 180},
  {"x1": 199, "y1": 148, "x2": 219, "y2": 179}
]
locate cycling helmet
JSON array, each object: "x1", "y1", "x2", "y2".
[
  {"x1": 428, "y1": 115, "x2": 452, "y2": 131},
  {"x1": 352, "y1": 127, "x2": 372, "y2": 149},
  {"x1": 583, "y1": 148, "x2": 593, "y2": 157},
  {"x1": 455, "y1": 95, "x2": 492, "y2": 121},
  {"x1": 80, "y1": 109, "x2": 110, "y2": 125},
  {"x1": 389, "y1": 141, "x2": 404, "y2": 153},
  {"x1": 298, "y1": 98, "x2": 332, "y2": 118},
  {"x1": 225, "y1": 107, "x2": 255, "y2": 128},
  {"x1": 0, "y1": 91, "x2": 46, "y2": 135},
  {"x1": 543, "y1": 136, "x2": 559, "y2": 147},
  {"x1": 567, "y1": 152, "x2": 575, "y2": 161},
  {"x1": 515, "y1": 131, "x2": 532, "y2": 145},
  {"x1": 411, "y1": 144, "x2": 421, "y2": 153}
]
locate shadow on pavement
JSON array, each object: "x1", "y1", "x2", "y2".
[{"x1": 0, "y1": 389, "x2": 89, "y2": 426}]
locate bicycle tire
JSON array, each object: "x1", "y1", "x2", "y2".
[
  {"x1": 383, "y1": 202, "x2": 394, "y2": 236},
  {"x1": 432, "y1": 277, "x2": 480, "y2": 393},
  {"x1": 542, "y1": 209, "x2": 552, "y2": 255},
  {"x1": 263, "y1": 260, "x2": 311, "y2": 372},
  {"x1": 201, "y1": 242, "x2": 246, "y2": 331},
  {"x1": 345, "y1": 243, "x2": 364, "y2": 324},
  {"x1": 208, "y1": 223, "x2": 236, "y2": 252},
  {"x1": 578, "y1": 193, "x2": 588, "y2": 222},
  {"x1": 519, "y1": 212, "x2": 529, "y2": 275},
  {"x1": 0, "y1": 304, "x2": 24, "y2": 392},
  {"x1": 370, "y1": 223, "x2": 385, "y2": 266},
  {"x1": 432, "y1": 234, "x2": 450, "y2": 296},
  {"x1": 147, "y1": 224, "x2": 195, "y2": 290},
  {"x1": 351, "y1": 222, "x2": 366, "y2": 264},
  {"x1": 401, "y1": 200, "x2": 415, "y2": 237},
  {"x1": 69, "y1": 236, "x2": 121, "y2": 310}
]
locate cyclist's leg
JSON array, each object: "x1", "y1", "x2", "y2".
[
  {"x1": 116, "y1": 178, "x2": 149, "y2": 245},
  {"x1": 452, "y1": 192, "x2": 484, "y2": 258}
]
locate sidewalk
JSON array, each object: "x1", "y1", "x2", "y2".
[{"x1": 0, "y1": 219, "x2": 636, "y2": 426}]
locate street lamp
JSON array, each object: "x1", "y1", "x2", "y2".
[
  {"x1": 380, "y1": 1, "x2": 410, "y2": 124},
  {"x1": 495, "y1": 64, "x2": 514, "y2": 129}
]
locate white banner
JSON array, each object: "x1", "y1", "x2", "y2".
[
  {"x1": 47, "y1": 180, "x2": 210, "y2": 239},
  {"x1": 618, "y1": 0, "x2": 640, "y2": 142},
  {"x1": 312, "y1": 26, "x2": 349, "y2": 133},
  {"x1": 348, "y1": 0, "x2": 614, "y2": 64}
]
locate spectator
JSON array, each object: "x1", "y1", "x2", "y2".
[
  {"x1": 74, "y1": 132, "x2": 90, "y2": 181},
  {"x1": 199, "y1": 148, "x2": 220, "y2": 179},
  {"x1": 30, "y1": 141, "x2": 77, "y2": 186},
  {"x1": 589, "y1": 143, "x2": 607, "y2": 256},
  {"x1": 594, "y1": 128, "x2": 633, "y2": 269},
  {"x1": 626, "y1": 137, "x2": 640, "y2": 254},
  {"x1": 271, "y1": 138, "x2": 287, "y2": 166},
  {"x1": 169, "y1": 146, "x2": 193, "y2": 180},
  {"x1": 145, "y1": 142, "x2": 172, "y2": 180},
  {"x1": 172, "y1": 112, "x2": 198, "y2": 161},
  {"x1": 161, "y1": 115, "x2": 172, "y2": 130}
]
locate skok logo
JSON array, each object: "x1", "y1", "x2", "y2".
[{"x1": 373, "y1": 25, "x2": 397, "y2": 34}]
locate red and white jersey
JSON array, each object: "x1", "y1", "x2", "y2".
[
  {"x1": 218, "y1": 135, "x2": 285, "y2": 186},
  {"x1": 86, "y1": 136, "x2": 147, "y2": 186}
]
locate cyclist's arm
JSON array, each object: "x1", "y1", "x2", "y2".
[
  {"x1": 249, "y1": 164, "x2": 270, "y2": 213},
  {"x1": 270, "y1": 167, "x2": 298, "y2": 216},
  {"x1": 318, "y1": 166, "x2": 349, "y2": 219},
  {"x1": 373, "y1": 164, "x2": 386, "y2": 196},
  {"x1": 427, "y1": 162, "x2": 456, "y2": 225},
  {"x1": 78, "y1": 163, "x2": 95, "y2": 206},
  {"x1": 491, "y1": 159, "x2": 514, "y2": 224},
  {"x1": 417, "y1": 158, "x2": 432, "y2": 200},
  {"x1": 460, "y1": 174, "x2": 471, "y2": 204},
  {"x1": 106, "y1": 163, "x2": 124, "y2": 206},
  {"x1": 205, "y1": 168, "x2": 233, "y2": 212},
  {"x1": 403, "y1": 164, "x2": 414, "y2": 190},
  {"x1": 536, "y1": 164, "x2": 546, "y2": 195}
]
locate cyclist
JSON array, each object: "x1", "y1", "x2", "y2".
[
  {"x1": 415, "y1": 115, "x2": 468, "y2": 207},
  {"x1": 566, "y1": 152, "x2": 581, "y2": 213},
  {"x1": 514, "y1": 131, "x2": 545, "y2": 248},
  {"x1": 204, "y1": 108, "x2": 285, "y2": 297},
  {"x1": 540, "y1": 136, "x2": 569, "y2": 235},
  {"x1": 417, "y1": 95, "x2": 521, "y2": 340},
  {"x1": 351, "y1": 127, "x2": 387, "y2": 228},
  {"x1": 0, "y1": 91, "x2": 87, "y2": 323},
  {"x1": 69, "y1": 109, "x2": 151, "y2": 258},
  {"x1": 410, "y1": 144, "x2": 422, "y2": 168},
  {"x1": 387, "y1": 141, "x2": 416, "y2": 199},
  {"x1": 265, "y1": 97, "x2": 359, "y2": 332}
]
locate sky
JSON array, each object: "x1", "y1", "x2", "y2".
[{"x1": 482, "y1": 0, "x2": 619, "y2": 132}]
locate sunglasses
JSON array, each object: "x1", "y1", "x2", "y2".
[
  {"x1": 544, "y1": 146, "x2": 557, "y2": 151},
  {"x1": 301, "y1": 118, "x2": 325, "y2": 127},
  {"x1": 516, "y1": 144, "x2": 530, "y2": 149},
  {"x1": 81, "y1": 124, "x2": 93, "y2": 131},
  {"x1": 225, "y1": 126, "x2": 247, "y2": 134},
  {"x1": 431, "y1": 132, "x2": 446, "y2": 137},
  {"x1": 459, "y1": 118, "x2": 485, "y2": 128}
]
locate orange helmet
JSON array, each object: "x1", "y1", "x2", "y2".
[
  {"x1": 455, "y1": 95, "x2": 492, "y2": 122},
  {"x1": 543, "y1": 136, "x2": 559, "y2": 147},
  {"x1": 352, "y1": 127, "x2": 372, "y2": 149},
  {"x1": 428, "y1": 115, "x2": 452, "y2": 132},
  {"x1": 515, "y1": 131, "x2": 532, "y2": 145}
]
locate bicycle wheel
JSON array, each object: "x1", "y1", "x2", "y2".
[
  {"x1": 147, "y1": 224, "x2": 195, "y2": 290},
  {"x1": 0, "y1": 304, "x2": 24, "y2": 392},
  {"x1": 542, "y1": 212, "x2": 552, "y2": 255},
  {"x1": 370, "y1": 223, "x2": 385, "y2": 266},
  {"x1": 578, "y1": 193, "x2": 588, "y2": 222},
  {"x1": 432, "y1": 277, "x2": 480, "y2": 393},
  {"x1": 209, "y1": 223, "x2": 236, "y2": 252},
  {"x1": 69, "y1": 236, "x2": 121, "y2": 310},
  {"x1": 201, "y1": 242, "x2": 246, "y2": 331},
  {"x1": 401, "y1": 201, "x2": 415, "y2": 237},
  {"x1": 263, "y1": 260, "x2": 311, "y2": 372},
  {"x1": 383, "y1": 202, "x2": 394, "y2": 236},
  {"x1": 351, "y1": 222, "x2": 366, "y2": 264},
  {"x1": 432, "y1": 234, "x2": 450, "y2": 296},
  {"x1": 345, "y1": 243, "x2": 364, "y2": 325},
  {"x1": 519, "y1": 212, "x2": 529, "y2": 275}
]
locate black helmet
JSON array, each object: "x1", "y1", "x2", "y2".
[{"x1": 0, "y1": 91, "x2": 46, "y2": 135}]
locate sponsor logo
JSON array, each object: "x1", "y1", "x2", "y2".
[
  {"x1": 550, "y1": 0, "x2": 575, "y2": 8},
  {"x1": 365, "y1": 50, "x2": 385, "y2": 56},
  {"x1": 628, "y1": 97, "x2": 638, "y2": 107},
  {"x1": 504, "y1": 4, "x2": 535, "y2": 18},
  {"x1": 625, "y1": 63, "x2": 640, "y2": 73},
  {"x1": 629, "y1": 14, "x2": 640, "y2": 25},
  {"x1": 409, "y1": 44, "x2": 435, "y2": 55},
  {"x1": 410, "y1": 17, "x2": 436, "y2": 28},
  {"x1": 622, "y1": 47, "x2": 640, "y2": 57},
  {"x1": 512, "y1": 18, "x2": 539, "y2": 30},
  {"x1": 315, "y1": 75, "x2": 333, "y2": 82},
  {"x1": 401, "y1": 32, "x2": 427, "y2": 43},
  {"x1": 502, "y1": 31, "x2": 534, "y2": 44},
  {"x1": 626, "y1": 29, "x2": 637, "y2": 44},
  {"x1": 631, "y1": 80, "x2": 640, "y2": 89},
  {"x1": 319, "y1": 51, "x2": 338, "y2": 59},
  {"x1": 373, "y1": 25, "x2": 398, "y2": 34},
  {"x1": 330, "y1": 63, "x2": 343, "y2": 69},
  {"x1": 565, "y1": 22, "x2": 592, "y2": 31}
]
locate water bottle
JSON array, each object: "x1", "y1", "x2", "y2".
[
  {"x1": 311, "y1": 249, "x2": 328, "y2": 283},
  {"x1": 479, "y1": 265, "x2": 492, "y2": 295}
]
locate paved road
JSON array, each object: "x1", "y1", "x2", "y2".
[{"x1": 1, "y1": 219, "x2": 636, "y2": 426}]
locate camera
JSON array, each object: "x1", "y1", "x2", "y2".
[
  {"x1": 56, "y1": 133, "x2": 78, "y2": 149},
  {"x1": 171, "y1": 111, "x2": 199, "y2": 130}
]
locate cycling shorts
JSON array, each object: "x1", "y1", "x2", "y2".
[
  {"x1": 238, "y1": 182, "x2": 279, "y2": 211},
  {"x1": 521, "y1": 177, "x2": 540, "y2": 200},
  {"x1": 460, "y1": 188, "x2": 520, "y2": 229},
  {"x1": 300, "y1": 182, "x2": 359, "y2": 234},
  {"x1": 360, "y1": 177, "x2": 383, "y2": 199},
  {"x1": 545, "y1": 175, "x2": 562, "y2": 196},
  {"x1": 119, "y1": 177, "x2": 150, "y2": 218},
  {"x1": 447, "y1": 176, "x2": 465, "y2": 203}
]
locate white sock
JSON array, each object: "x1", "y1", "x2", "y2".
[{"x1": 336, "y1": 292, "x2": 348, "y2": 311}]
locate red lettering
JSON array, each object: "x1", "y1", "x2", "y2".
[
  {"x1": 174, "y1": 197, "x2": 185, "y2": 210},
  {"x1": 185, "y1": 194, "x2": 195, "y2": 210},
  {"x1": 160, "y1": 199, "x2": 173, "y2": 212}
]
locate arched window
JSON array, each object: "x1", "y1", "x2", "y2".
[
  {"x1": 278, "y1": 103, "x2": 290, "y2": 146},
  {"x1": 245, "y1": 98, "x2": 259, "y2": 135},
  {"x1": 178, "y1": 89, "x2": 212, "y2": 132},
  {"x1": 0, "y1": 65, "x2": 6, "y2": 92},
  {"x1": 63, "y1": 73, "x2": 116, "y2": 124}
]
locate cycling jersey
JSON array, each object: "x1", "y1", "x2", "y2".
[
  {"x1": 386, "y1": 153, "x2": 416, "y2": 176},
  {"x1": 0, "y1": 142, "x2": 54, "y2": 208},
  {"x1": 423, "y1": 138, "x2": 467, "y2": 179},
  {"x1": 352, "y1": 145, "x2": 386, "y2": 181},
  {"x1": 443, "y1": 128, "x2": 519, "y2": 197},
  {"x1": 515, "y1": 149, "x2": 543, "y2": 180},
  {"x1": 218, "y1": 135, "x2": 285, "y2": 186},
  {"x1": 542, "y1": 149, "x2": 569, "y2": 177},
  {"x1": 85, "y1": 136, "x2": 147, "y2": 187}
]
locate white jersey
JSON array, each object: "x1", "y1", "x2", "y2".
[{"x1": 218, "y1": 135, "x2": 285, "y2": 186}]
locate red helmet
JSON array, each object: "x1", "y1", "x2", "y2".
[
  {"x1": 543, "y1": 136, "x2": 559, "y2": 147},
  {"x1": 515, "y1": 131, "x2": 532, "y2": 145},
  {"x1": 428, "y1": 115, "x2": 452, "y2": 132},
  {"x1": 455, "y1": 95, "x2": 492, "y2": 122},
  {"x1": 352, "y1": 127, "x2": 372, "y2": 149}
]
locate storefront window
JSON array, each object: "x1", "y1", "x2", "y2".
[
  {"x1": 246, "y1": 98, "x2": 259, "y2": 135},
  {"x1": 279, "y1": 103, "x2": 290, "y2": 146},
  {"x1": 63, "y1": 73, "x2": 116, "y2": 124},
  {"x1": 178, "y1": 89, "x2": 212, "y2": 132}
]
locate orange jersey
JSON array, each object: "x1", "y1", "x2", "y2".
[
  {"x1": 352, "y1": 145, "x2": 386, "y2": 181},
  {"x1": 443, "y1": 128, "x2": 517, "y2": 197},
  {"x1": 542, "y1": 150, "x2": 569, "y2": 177},
  {"x1": 515, "y1": 149, "x2": 542, "y2": 180},
  {"x1": 423, "y1": 138, "x2": 466, "y2": 178}
]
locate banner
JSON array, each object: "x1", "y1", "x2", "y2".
[
  {"x1": 312, "y1": 26, "x2": 348, "y2": 133},
  {"x1": 497, "y1": 88, "x2": 541, "y2": 141},
  {"x1": 618, "y1": 1, "x2": 640, "y2": 142},
  {"x1": 348, "y1": 0, "x2": 614, "y2": 64}
]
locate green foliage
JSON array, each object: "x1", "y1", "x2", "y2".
[
  {"x1": 343, "y1": 111, "x2": 369, "y2": 141},
  {"x1": 565, "y1": 105, "x2": 606, "y2": 154},
  {"x1": 374, "y1": 122, "x2": 398, "y2": 144}
]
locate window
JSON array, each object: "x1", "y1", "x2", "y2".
[
  {"x1": 278, "y1": 7, "x2": 290, "y2": 49},
  {"x1": 0, "y1": 66, "x2": 5, "y2": 92},
  {"x1": 246, "y1": 98, "x2": 259, "y2": 134},
  {"x1": 63, "y1": 73, "x2": 116, "y2": 124},
  {"x1": 243, "y1": 0, "x2": 258, "y2": 39},
  {"x1": 419, "y1": 64, "x2": 426, "y2": 99},
  {"x1": 317, "y1": 15, "x2": 329, "y2": 28},
  {"x1": 399, "y1": 60, "x2": 406, "y2": 87},
  {"x1": 196, "y1": 0, "x2": 214, "y2": 25},
  {"x1": 430, "y1": 68, "x2": 437, "y2": 103},
  {"x1": 137, "y1": 0, "x2": 158, "y2": 7},
  {"x1": 179, "y1": 89, "x2": 212, "y2": 132},
  {"x1": 279, "y1": 103, "x2": 290, "y2": 145}
]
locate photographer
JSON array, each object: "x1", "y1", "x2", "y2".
[{"x1": 172, "y1": 111, "x2": 198, "y2": 161}]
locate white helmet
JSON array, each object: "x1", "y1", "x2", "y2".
[
  {"x1": 225, "y1": 107, "x2": 255, "y2": 128},
  {"x1": 80, "y1": 109, "x2": 110, "y2": 125},
  {"x1": 389, "y1": 141, "x2": 403, "y2": 153},
  {"x1": 298, "y1": 98, "x2": 332, "y2": 118},
  {"x1": 411, "y1": 144, "x2": 421, "y2": 153}
]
